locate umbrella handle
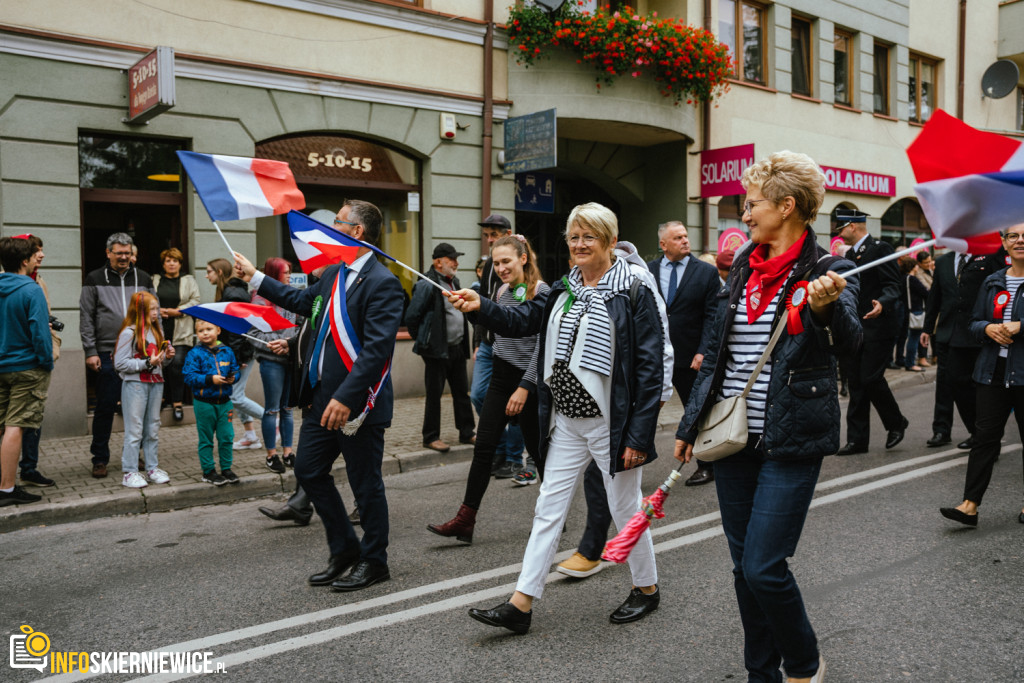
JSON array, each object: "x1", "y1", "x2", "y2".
[{"x1": 658, "y1": 466, "x2": 685, "y2": 494}]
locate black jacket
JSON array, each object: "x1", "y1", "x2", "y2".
[
  {"x1": 219, "y1": 277, "x2": 254, "y2": 364},
  {"x1": 970, "y1": 267, "x2": 1024, "y2": 387},
  {"x1": 923, "y1": 250, "x2": 1006, "y2": 348},
  {"x1": 406, "y1": 268, "x2": 469, "y2": 360},
  {"x1": 849, "y1": 235, "x2": 900, "y2": 340},
  {"x1": 473, "y1": 276, "x2": 664, "y2": 476},
  {"x1": 647, "y1": 256, "x2": 720, "y2": 366},
  {"x1": 677, "y1": 232, "x2": 862, "y2": 460}
]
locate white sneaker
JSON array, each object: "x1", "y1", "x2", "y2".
[
  {"x1": 146, "y1": 468, "x2": 170, "y2": 484},
  {"x1": 233, "y1": 436, "x2": 263, "y2": 450},
  {"x1": 122, "y1": 472, "x2": 148, "y2": 488}
]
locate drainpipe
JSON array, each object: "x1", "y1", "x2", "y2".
[
  {"x1": 481, "y1": 0, "x2": 495, "y2": 255},
  {"x1": 701, "y1": 0, "x2": 712, "y2": 252},
  {"x1": 957, "y1": 0, "x2": 966, "y2": 119}
]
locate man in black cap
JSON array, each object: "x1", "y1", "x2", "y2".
[
  {"x1": 835, "y1": 208, "x2": 909, "y2": 454},
  {"x1": 405, "y1": 242, "x2": 476, "y2": 452}
]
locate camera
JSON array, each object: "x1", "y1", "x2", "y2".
[{"x1": 48, "y1": 315, "x2": 65, "y2": 332}]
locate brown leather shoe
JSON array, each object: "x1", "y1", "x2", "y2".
[
  {"x1": 91, "y1": 462, "x2": 108, "y2": 478},
  {"x1": 424, "y1": 440, "x2": 451, "y2": 453}
]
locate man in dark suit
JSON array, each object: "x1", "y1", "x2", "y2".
[
  {"x1": 921, "y1": 249, "x2": 1005, "y2": 448},
  {"x1": 647, "y1": 221, "x2": 720, "y2": 485},
  {"x1": 235, "y1": 200, "x2": 403, "y2": 592},
  {"x1": 835, "y1": 208, "x2": 909, "y2": 454}
]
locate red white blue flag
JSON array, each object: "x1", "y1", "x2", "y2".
[
  {"x1": 908, "y1": 110, "x2": 1024, "y2": 254},
  {"x1": 176, "y1": 151, "x2": 305, "y2": 222},
  {"x1": 287, "y1": 210, "x2": 395, "y2": 273},
  {"x1": 180, "y1": 302, "x2": 296, "y2": 336}
]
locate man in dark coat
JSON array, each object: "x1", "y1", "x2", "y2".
[
  {"x1": 835, "y1": 209, "x2": 909, "y2": 454},
  {"x1": 405, "y1": 243, "x2": 476, "y2": 452},
  {"x1": 647, "y1": 221, "x2": 720, "y2": 485},
  {"x1": 920, "y1": 248, "x2": 1005, "y2": 448}
]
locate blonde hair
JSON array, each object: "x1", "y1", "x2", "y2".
[
  {"x1": 565, "y1": 202, "x2": 618, "y2": 248},
  {"x1": 741, "y1": 151, "x2": 825, "y2": 226}
]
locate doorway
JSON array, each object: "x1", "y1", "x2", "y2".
[{"x1": 80, "y1": 191, "x2": 188, "y2": 277}]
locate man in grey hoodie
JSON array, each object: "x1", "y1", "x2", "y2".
[{"x1": 79, "y1": 233, "x2": 154, "y2": 478}]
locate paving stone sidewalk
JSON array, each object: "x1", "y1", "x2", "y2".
[{"x1": 0, "y1": 367, "x2": 930, "y2": 533}]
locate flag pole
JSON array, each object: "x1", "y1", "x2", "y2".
[
  {"x1": 241, "y1": 333, "x2": 271, "y2": 348},
  {"x1": 211, "y1": 221, "x2": 236, "y2": 260},
  {"x1": 387, "y1": 257, "x2": 451, "y2": 294},
  {"x1": 839, "y1": 239, "x2": 937, "y2": 279}
]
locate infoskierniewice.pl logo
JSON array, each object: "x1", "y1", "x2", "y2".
[{"x1": 8, "y1": 625, "x2": 226, "y2": 675}]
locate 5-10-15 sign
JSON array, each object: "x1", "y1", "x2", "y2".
[{"x1": 307, "y1": 152, "x2": 373, "y2": 172}]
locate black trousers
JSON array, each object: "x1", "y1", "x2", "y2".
[
  {"x1": 422, "y1": 344, "x2": 475, "y2": 444},
  {"x1": 846, "y1": 336, "x2": 905, "y2": 445},
  {"x1": 932, "y1": 342, "x2": 979, "y2": 438},
  {"x1": 964, "y1": 359, "x2": 1024, "y2": 504},
  {"x1": 294, "y1": 391, "x2": 389, "y2": 564},
  {"x1": 163, "y1": 344, "x2": 191, "y2": 405},
  {"x1": 463, "y1": 357, "x2": 540, "y2": 510}
]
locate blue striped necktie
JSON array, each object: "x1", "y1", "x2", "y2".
[{"x1": 308, "y1": 266, "x2": 346, "y2": 388}]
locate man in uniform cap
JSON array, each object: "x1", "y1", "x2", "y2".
[{"x1": 834, "y1": 208, "x2": 910, "y2": 454}]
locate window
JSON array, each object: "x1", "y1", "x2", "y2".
[
  {"x1": 791, "y1": 16, "x2": 813, "y2": 96},
  {"x1": 908, "y1": 54, "x2": 937, "y2": 123},
  {"x1": 873, "y1": 42, "x2": 891, "y2": 115},
  {"x1": 720, "y1": 0, "x2": 766, "y2": 84},
  {"x1": 834, "y1": 30, "x2": 852, "y2": 105}
]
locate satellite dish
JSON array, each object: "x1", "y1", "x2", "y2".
[{"x1": 981, "y1": 60, "x2": 1019, "y2": 99}]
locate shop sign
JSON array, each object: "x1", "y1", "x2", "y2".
[
  {"x1": 821, "y1": 165, "x2": 895, "y2": 197},
  {"x1": 127, "y1": 47, "x2": 175, "y2": 124},
  {"x1": 515, "y1": 172, "x2": 554, "y2": 213},
  {"x1": 504, "y1": 108, "x2": 557, "y2": 174},
  {"x1": 257, "y1": 136, "x2": 406, "y2": 185},
  {"x1": 701, "y1": 144, "x2": 755, "y2": 198},
  {"x1": 717, "y1": 227, "x2": 748, "y2": 252}
]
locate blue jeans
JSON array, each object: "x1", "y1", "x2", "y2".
[
  {"x1": 19, "y1": 427, "x2": 41, "y2": 475},
  {"x1": 470, "y1": 342, "x2": 523, "y2": 461},
  {"x1": 260, "y1": 360, "x2": 293, "y2": 451},
  {"x1": 905, "y1": 316, "x2": 923, "y2": 368},
  {"x1": 231, "y1": 361, "x2": 264, "y2": 423},
  {"x1": 121, "y1": 381, "x2": 164, "y2": 473},
  {"x1": 714, "y1": 440, "x2": 822, "y2": 682}
]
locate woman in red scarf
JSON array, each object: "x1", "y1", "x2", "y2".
[{"x1": 674, "y1": 151, "x2": 863, "y2": 683}]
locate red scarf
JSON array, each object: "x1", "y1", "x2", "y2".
[{"x1": 746, "y1": 234, "x2": 805, "y2": 324}]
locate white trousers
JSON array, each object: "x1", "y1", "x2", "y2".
[{"x1": 516, "y1": 413, "x2": 658, "y2": 599}]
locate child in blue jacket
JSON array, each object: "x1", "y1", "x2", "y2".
[{"x1": 183, "y1": 319, "x2": 240, "y2": 486}]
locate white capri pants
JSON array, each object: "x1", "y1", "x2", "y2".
[{"x1": 516, "y1": 412, "x2": 658, "y2": 599}]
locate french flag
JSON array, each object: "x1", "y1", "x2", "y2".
[
  {"x1": 180, "y1": 302, "x2": 296, "y2": 336},
  {"x1": 908, "y1": 110, "x2": 1024, "y2": 253},
  {"x1": 176, "y1": 151, "x2": 305, "y2": 222},
  {"x1": 288, "y1": 210, "x2": 363, "y2": 273}
]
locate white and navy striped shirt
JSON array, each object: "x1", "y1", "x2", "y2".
[
  {"x1": 492, "y1": 281, "x2": 550, "y2": 387},
  {"x1": 720, "y1": 281, "x2": 786, "y2": 434},
  {"x1": 1000, "y1": 276, "x2": 1024, "y2": 358}
]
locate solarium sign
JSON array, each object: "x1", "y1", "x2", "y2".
[{"x1": 820, "y1": 165, "x2": 895, "y2": 197}]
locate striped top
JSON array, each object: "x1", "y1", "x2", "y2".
[
  {"x1": 555, "y1": 258, "x2": 633, "y2": 376},
  {"x1": 720, "y1": 280, "x2": 786, "y2": 434},
  {"x1": 491, "y1": 281, "x2": 550, "y2": 387},
  {"x1": 999, "y1": 275, "x2": 1024, "y2": 358}
]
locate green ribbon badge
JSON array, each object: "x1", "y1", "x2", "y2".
[
  {"x1": 311, "y1": 295, "x2": 324, "y2": 329},
  {"x1": 561, "y1": 276, "x2": 575, "y2": 313},
  {"x1": 513, "y1": 283, "x2": 528, "y2": 302}
]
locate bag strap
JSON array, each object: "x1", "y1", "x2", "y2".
[{"x1": 738, "y1": 316, "x2": 788, "y2": 398}]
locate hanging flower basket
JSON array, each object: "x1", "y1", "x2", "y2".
[{"x1": 508, "y1": 2, "x2": 733, "y2": 104}]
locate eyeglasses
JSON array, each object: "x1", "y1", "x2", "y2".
[
  {"x1": 742, "y1": 199, "x2": 770, "y2": 214},
  {"x1": 567, "y1": 234, "x2": 599, "y2": 246},
  {"x1": 334, "y1": 218, "x2": 359, "y2": 227},
  {"x1": 1004, "y1": 233, "x2": 1023, "y2": 243}
]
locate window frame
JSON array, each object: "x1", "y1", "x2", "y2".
[
  {"x1": 720, "y1": 0, "x2": 768, "y2": 85},
  {"x1": 908, "y1": 53, "x2": 938, "y2": 123},
  {"x1": 791, "y1": 15, "x2": 813, "y2": 97},
  {"x1": 833, "y1": 29, "x2": 853, "y2": 106},
  {"x1": 873, "y1": 41, "x2": 892, "y2": 116}
]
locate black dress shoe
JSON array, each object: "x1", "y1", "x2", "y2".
[
  {"x1": 836, "y1": 442, "x2": 868, "y2": 456},
  {"x1": 308, "y1": 550, "x2": 360, "y2": 586},
  {"x1": 468, "y1": 601, "x2": 532, "y2": 634},
  {"x1": 939, "y1": 507, "x2": 978, "y2": 527},
  {"x1": 610, "y1": 587, "x2": 660, "y2": 624},
  {"x1": 885, "y1": 417, "x2": 910, "y2": 449},
  {"x1": 330, "y1": 560, "x2": 390, "y2": 592},
  {"x1": 258, "y1": 504, "x2": 312, "y2": 526},
  {"x1": 684, "y1": 467, "x2": 714, "y2": 486},
  {"x1": 957, "y1": 437, "x2": 975, "y2": 450},
  {"x1": 926, "y1": 433, "x2": 951, "y2": 447}
]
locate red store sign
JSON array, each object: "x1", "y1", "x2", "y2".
[
  {"x1": 127, "y1": 47, "x2": 175, "y2": 125},
  {"x1": 700, "y1": 144, "x2": 755, "y2": 198},
  {"x1": 821, "y1": 165, "x2": 895, "y2": 197}
]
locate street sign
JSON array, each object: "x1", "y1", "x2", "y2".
[
  {"x1": 504, "y1": 108, "x2": 556, "y2": 174},
  {"x1": 514, "y1": 172, "x2": 555, "y2": 214},
  {"x1": 126, "y1": 47, "x2": 175, "y2": 125}
]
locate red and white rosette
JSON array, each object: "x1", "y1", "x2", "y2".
[
  {"x1": 785, "y1": 281, "x2": 810, "y2": 335},
  {"x1": 994, "y1": 290, "x2": 1011, "y2": 319}
]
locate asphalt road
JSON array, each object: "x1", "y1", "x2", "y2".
[{"x1": 3, "y1": 380, "x2": 1023, "y2": 682}]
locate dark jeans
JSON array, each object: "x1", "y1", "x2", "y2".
[
  {"x1": 422, "y1": 344, "x2": 475, "y2": 444},
  {"x1": 714, "y1": 440, "x2": 823, "y2": 682},
  {"x1": 90, "y1": 352, "x2": 122, "y2": 465},
  {"x1": 19, "y1": 427, "x2": 41, "y2": 474},
  {"x1": 932, "y1": 342, "x2": 979, "y2": 438},
  {"x1": 846, "y1": 336, "x2": 905, "y2": 445},
  {"x1": 964, "y1": 358, "x2": 1024, "y2": 505},
  {"x1": 163, "y1": 344, "x2": 190, "y2": 405},
  {"x1": 463, "y1": 357, "x2": 539, "y2": 510},
  {"x1": 578, "y1": 461, "x2": 612, "y2": 561},
  {"x1": 295, "y1": 392, "x2": 389, "y2": 564}
]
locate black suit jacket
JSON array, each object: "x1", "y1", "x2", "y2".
[
  {"x1": 850, "y1": 235, "x2": 901, "y2": 340},
  {"x1": 923, "y1": 250, "x2": 1006, "y2": 348},
  {"x1": 256, "y1": 257, "x2": 404, "y2": 425},
  {"x1": 647, "y1": 256, "x2": 719, "y2": 365}
]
